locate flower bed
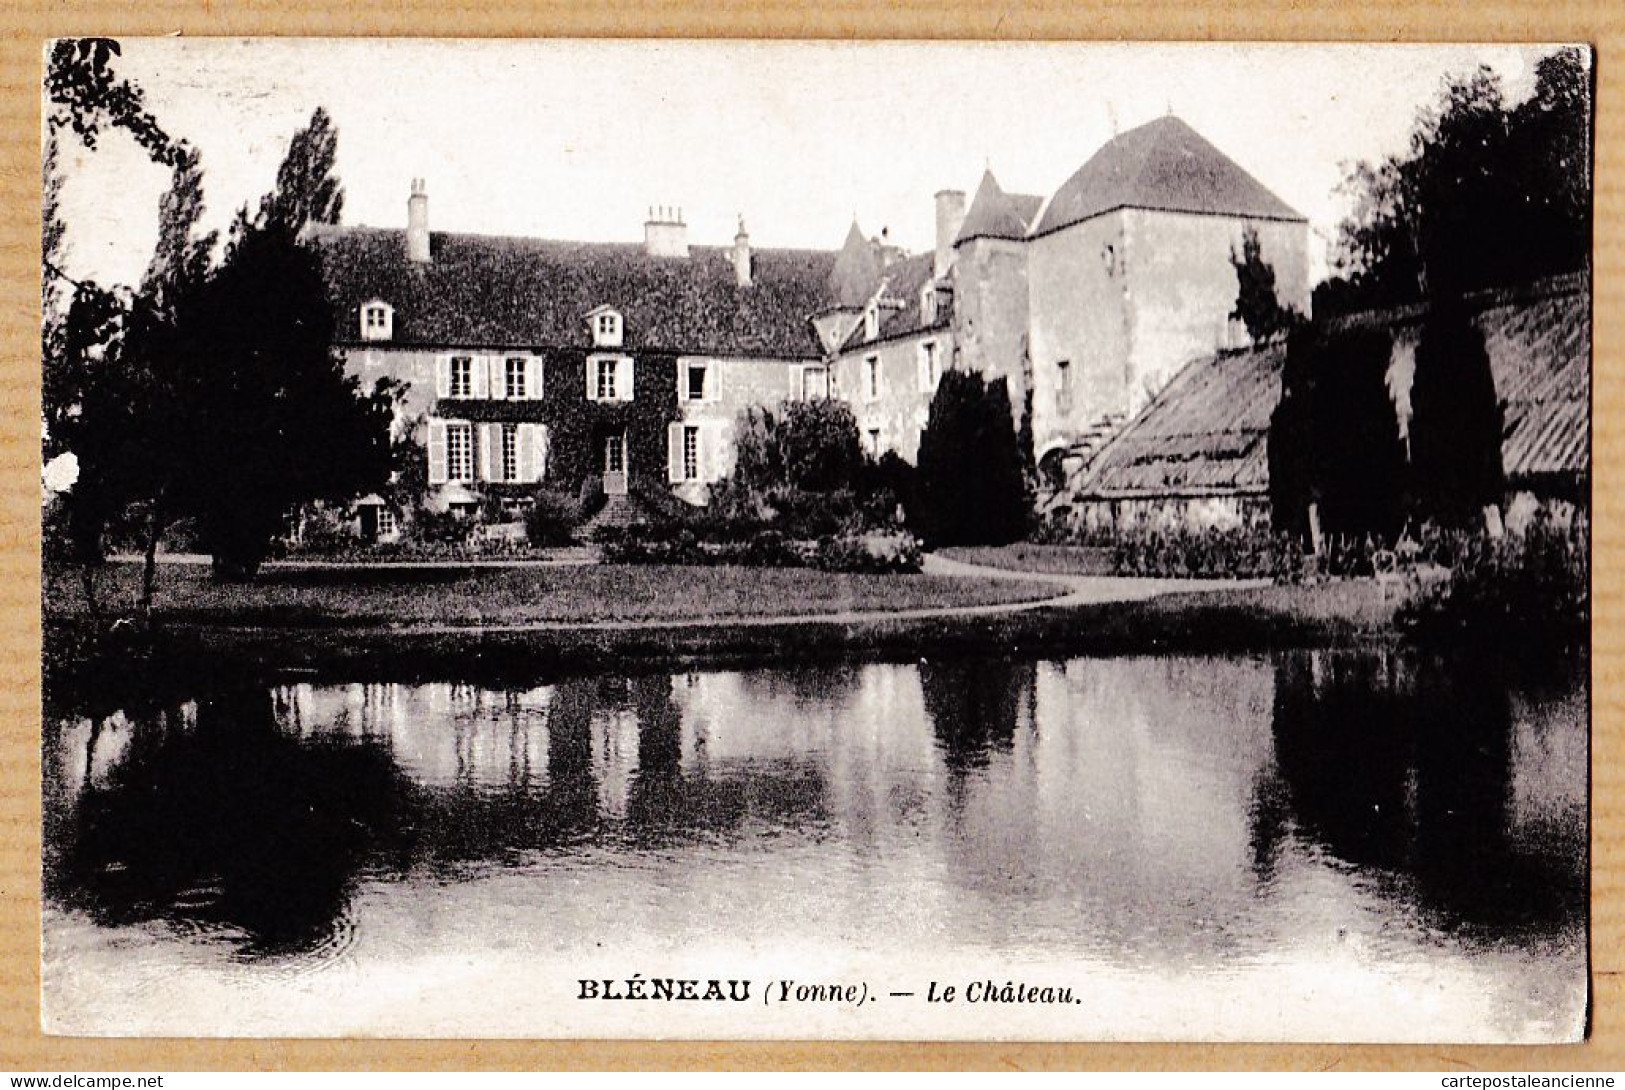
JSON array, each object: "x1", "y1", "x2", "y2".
[{"x1": 599, "y1": 525, "x2": 922, "y2": 574}]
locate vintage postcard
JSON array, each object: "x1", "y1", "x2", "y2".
[{"x1": 39, "y1": 38, "x2": 1591, "y2": 1042}]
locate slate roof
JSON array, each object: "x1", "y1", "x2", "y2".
[
  {"x1": 1074, "y1": 274, "x2": 1590, "y2": 500},
  {"x1": 311, "y1": 225, "x2": 838, "y2": 359},
  {"x1": 1030, "y1": 116, "x2": 1304, "y2": 238},
  {"x1": 836, "y1": 251, "x2": 946, "y2": 353},
  {"x1": 956, "y1": 170, "x2": 1043, "y2": 244},
  {"x1": 828, "y1": 220, "x2": 885, "y2": 309}
]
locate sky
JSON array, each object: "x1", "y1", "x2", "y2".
[{"x1": 50, "y1": 39, "x2": 1574, "y2": 290}]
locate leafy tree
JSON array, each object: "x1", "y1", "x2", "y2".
[
  {"x1": 915, "y1": 371, "x2": 1027, "y2": 547},
  {"x1": 172, "y1": 224, "x2": 395, "y2": 579},
  {"x1": 45, "y1": 38, "x2": 178, "y2": 165},
  {"x1": 1408, "y1": 300, "x2": 1504, "y2": 528},
  {"x1": 256, "y1": 107, "x2": 345, "y2": 236},
  {"x1": 1328, "y1": 48, "x2": 1590, "y2": 313},
  {"x1": 776, "y1": 399, "x2": 865, "y2": 493},
  {"x1": 1229, "y1": 226, "x2": 1302, "y2": 343},
  {"x1": 711, "y1": 399, "x2": 868, "y2": 532},
  {"x1": 56, "y1": 95, "x2": 395, "y2": 588},
  {"x1": 1269, "y1": 324, "x2": 1408, "y2": 542}
]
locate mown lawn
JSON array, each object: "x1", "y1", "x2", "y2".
[
  {"x1": 938, "y1": 543, "x2": 1116, "y2": 577},
  {"x1": 44, "y1": 561, "x2": 1062, "y2": 628}
]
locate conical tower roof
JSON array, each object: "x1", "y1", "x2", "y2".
[
  {"x1": 1030, "y1": 116, "x2": 1304, "y2": 237},
  {"x1": 956, "y1": 169, "x2": 1043, "y2": 244},
  {"x1": 828, "y1": 219, "x2": 882, "y2": 307}
]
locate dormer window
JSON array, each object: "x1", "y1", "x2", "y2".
[
  {"x1": 589, "y1": 307, "x2": 624, "y2": 348},
  {"x1": 864, "y1": 304, "x2": 880, "y2": 342},
  {"x1": 360, "y1": 300, "x2": 394, "y2": 342}
]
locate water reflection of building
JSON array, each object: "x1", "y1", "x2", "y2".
[
  {"x1": 916, "y1": 655, "x2": 1281, "y2": 958},
  {"x1": 43, "y1": 655, "x2": 1586, "y2": 966}
]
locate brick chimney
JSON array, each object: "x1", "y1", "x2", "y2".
[
  {"x1": 934, "y1": 189, "x2": 966, "y2": 278},
  {"x1": 644, "y1": 205, "x2": 689, "y2": 258},
  {"x1": 406, "y1": 178, "x2": 430, "y2": 264},
  {"x1": 732, "y1": 216, "x2": 752, "y2": 287}
]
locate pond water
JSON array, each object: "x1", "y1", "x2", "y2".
[{"x1": 42, "y1": 650, "x2": 1587, "y2": 1041}]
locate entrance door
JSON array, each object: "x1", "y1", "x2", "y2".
[{"x1": 603, "y1": 431, "x2": 628, "y2": 495}]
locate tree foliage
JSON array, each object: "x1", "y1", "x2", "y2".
[
  {"x1": 255, "y1": 107, "x2": 345, "y2": 236},
  {"x1": 52, "y1": 85, "x2": 396, "y2": 585},
  {"x1": 1408, "y1": 301, "x2": 1504, "y2": 528},
  {"x1": 1326, "y1": 48, "x2": 1591, "y2": 312},
  {"x1": 915, "y1": 370, "x2": 1028, "y2": 547},
  {"x1": 711, "y1": 399, "x2": 868, "y2": 531},
  {"x1": 170, "y1": 225, "x2": 395, "y2": 578},
  {"x1": 775, "y1": 399, "x2": 867, "y2": 494},
  {"x1": 45, "y1": 38, "x2": 178, "y2": 165},
  {"x1": 1269, "y1": 324, "x2": 1408, "y2": 541},
  {"x1": 1228, "y1": 226, "x2": 1302, "y2": 343}
]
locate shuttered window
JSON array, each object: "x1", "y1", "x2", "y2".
[
  {"x1": 446, "y1": 422, "x2": 474, "y2": 481},
  {"x1": 682, "y1": 425, "x2": 700, "y2": 481},
  {"x1": 448, "y1": 356, "x2": 474, "y2": 398},
  {"x1": 505, "y1": 358, "x2": 527, "y2": 400},
  {"x1": 501, "y1": 423, "x2": 519, "y2": 482}
]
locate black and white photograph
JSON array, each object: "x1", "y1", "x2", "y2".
[{"x1": 39, "y1": 38, "x2": 1592, "y2": 1042}]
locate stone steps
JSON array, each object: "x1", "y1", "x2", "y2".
[{"x1": 579, "y1": 494, "x2": 639, "y2": 540}]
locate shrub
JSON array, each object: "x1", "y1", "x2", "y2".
[
  {"x1": 813, "y1": 530, "x2": 923, "y2": 575},
  {"x1": 1109, "y1": 527, "x2": 1304, "y2": 582},
  {"x1": 915, "y1": 371, "x2": 1028, "y2": 547},
  {"x1": 1400, "y1": 518, "x2": 1589, "y2": 654},
  {"x1": 525, "y1": 490, "x2": 582, "y2": 547},
  {"x1": 577, "y1": 475, "x2": 607, "y2": 522},
  {"x1": 412, "y1": 508, "x2": 472, "y2": 547},
  {"x1": 600, "y1": 525, "x2": 706, "y2": 566}
]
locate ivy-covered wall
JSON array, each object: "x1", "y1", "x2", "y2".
[{"x1": 427, "y1": 348, "x2": 682, "y2": 497}]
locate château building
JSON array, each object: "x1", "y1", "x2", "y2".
[{"x1": 311, "y1": 116, "x2": 1309, "y2": 529}]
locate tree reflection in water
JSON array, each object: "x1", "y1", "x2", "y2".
[
  {"x1": 1256, "y1": 649, "x2": 1585, "y2": 937},
  {"x1": 45, "y1": 685, "x2": 418, "y2": 956},
  {"x1": 919, "y1": 658, "x2": 1035, "y2": 773}
]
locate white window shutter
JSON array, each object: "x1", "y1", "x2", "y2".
[
  {"x1": 435, "y1": 356, "x2": 450, "y2": 399},
  {"x1": 478, "y1": 423, "x2": 495, "y2": 481},
  {"x1": 513, "y1": 424, "x2": 530, "y2": 484},
  {"x1": 789, "y1": 365, "x2": 801, "y2": 400},
  {"x1": 528, "y1": 356, "x2": 543, "y2": 400},
  {"x1": 489, "y1": 357, "x2": 506, "y2": 401},
  {"x1": 472, "y1": 355, "x2": 490, "y2": 399},
  {"x1": 667, "y1": 423, "x2": 684, "y2": 483},
  {"x1": 427, "y1": 419, "x2": 449, "y2": 484},
  {"x1": 585, "y1": 358, "x2": 595, "y2": 402},
  {"x1": 620, "y1": 357, "x2": 635, "y2": 401},
  {"x1": 529, "y1": 424, "x2": 550, "y2": 483},
  {"x1": 705, "y1": 422, "x2": 728, "y2": 483}
]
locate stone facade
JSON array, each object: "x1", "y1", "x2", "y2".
[
  {"x1": 668, "y1": 354, "x2": 827, "y2": 505},
  {"x1": 325, "y1": 114, "x2": 1309, "y2": 514},
  {"x1": 830, "y1": 330, "x2": 947, "y2": 463}
]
